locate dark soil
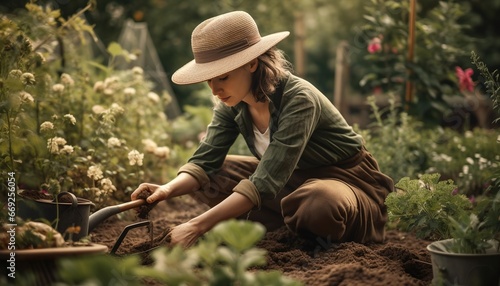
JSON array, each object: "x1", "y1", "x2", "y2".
[
  {"x1": 134, "y1": 188, "x2": 158, "y2": 219},
  {"x1": 89, "y1": 196, "x2": 434, "y2": 286},
  {"x1": 19, "y1": 189, "x2": 79, "y2": 203},
  {"x1": 19, "y1": 189, "x2": 54, "y2": 201}
]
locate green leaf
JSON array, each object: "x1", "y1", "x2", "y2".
[
  {"x1": 107, "y1": 42, "x2": 124, "y2": 57},
  {"x1": 211, "y1": 219, "x2": 266, "y2": 252}
]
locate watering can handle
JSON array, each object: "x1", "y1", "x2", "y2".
[{"x1": 54, "y1": 191, "x2": 78, "y2": 208}]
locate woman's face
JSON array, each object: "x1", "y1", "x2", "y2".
[{"x1": 207, "y1": 59, "x2": 258, "y2": 107}]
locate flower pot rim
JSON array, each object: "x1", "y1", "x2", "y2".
[
  {"x1": 0, "y1": 243, "x2": 108, "y2": 260},
  {"x1": 19, "y1": 192, "x2": 94, "y2": 206},
  {"x1": 427, "y1": 238, "x2": 500, "y2": 256}
]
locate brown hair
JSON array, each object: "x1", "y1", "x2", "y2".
[{"x1": 251, "y1": 48, "x2": 292, "y2": 102}]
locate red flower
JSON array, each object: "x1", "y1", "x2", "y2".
[
  {"x1": 455, "y1": 66, "x2": 474, "y2": 92},
  {"x1": 367, "y1": 37, "x2": 382, "y2": 54}
]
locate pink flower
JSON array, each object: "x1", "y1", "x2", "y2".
[
  {"x1": 368, "y1": 37, "x2": 382, "y2": 54},
  {"x1": 373, "y1": 86, "x2": 383, "y2": 95},
  {"x1": 455, "y1": 66, "x2": 474, "y2": 92}
]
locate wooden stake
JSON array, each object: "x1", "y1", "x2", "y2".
[{"x1": 405, "y1": 0, "x2": 417, "y2": 110}]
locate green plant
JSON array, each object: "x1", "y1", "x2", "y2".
[
  {"x1": 146, "y1": 220, "x2": 301, "y2": 285},
  {"x1": 386, "y1": 173, "x2": 500, "y2": 254},
  {"x1": 0, "y1": 2, "x2": 182, "y2": 211},
  {"x1": 447, "y1": 192, "x2": 500, "y2": 254},
  {"x1": 385, "y1": 173, "x2": 472, "y2": 240},
  {"x1": 358, "y1": 94, "x2": 428, "y2": 182},
  {"x1": 471, "y1": 51, "x2": 500, "y2": 195},
  {"x1": 360, "y1": 0, "x2": 476, "y2": 125},
  {"x1": 55, "y1": 220, "x2": 301, "y2": 285}
]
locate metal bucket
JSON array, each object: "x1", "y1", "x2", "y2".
[{"x1": 427, "y1": 239, "x2": 500, "y2": 286}]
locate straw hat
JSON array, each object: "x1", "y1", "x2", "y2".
[{"x1": 171, "y1": 11, "x2": 290, "y2": 85}]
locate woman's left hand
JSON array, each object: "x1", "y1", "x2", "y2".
[{"x1": 169, "y1": 221, "x2": 204, "y2": 247}]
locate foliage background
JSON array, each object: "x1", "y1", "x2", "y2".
[
  {"x1": 2, "y1": 0, "x2": 500, "y2": 107},
  {"x1": 1, "y1": 0, "x2": 499, "y2": 204}
]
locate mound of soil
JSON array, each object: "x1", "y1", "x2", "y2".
[{"x1": 89, "y1": 196, "x2": 433, "y2": 285}]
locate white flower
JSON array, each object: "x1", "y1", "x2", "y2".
[
  {"x1": 21, "y1": 72, "x2": 35, "y2": 85},
  {"x1": 19, "y1": 91, "x2": 34, "y2": 103},
  {"x1": 87, "y1": 165, "x2": 104, "y2": 181},
  {"x1": 107, "y1": 137, "x2": 121, "y2": 148},
  {"x1": 52, "y1": 83, "x2": 65, "y2": 93},
  {"x1": 64, "y1": 114, "x2": 76, "y2": 125},
  {"x1": 142, "y1": 139, "x2": 157, "y2": 153},
  {"x1": 8, "y1": 69, "x2": 22, "y2": 78},
  {"x1": 110, "y1": 103, "x2": 124, "y2": 114},
  {"x1": 132, "y1": 66, "x2": 143, "y2": 75},
  {"x1": 35, "y1": 52, "x2": 46, "y2": 64},
  {"x1": 93, "y1": 81, "x2": 105, "y2": 92},
  {"x1": 104, "y1": 76, "x2": 119, "y2": 86},
  {"x1": 469, "y1": 213, "x2": 479, "y2": 229},
  {"x1": 60, "y1": 73, "x2": 74, "y2": 86},
  {"x1": 464, "y1": 131, "x2": 473, "y2": 138},
  {"x1": 154, "y1": 146, "x2": 170, "y2": 159},
  {"x1": 462, "y1": 165, "x2": 469, "y2": 175},
  {"x1": 128, "y1": 150, "x2": 144, "y2": 166},
  {"x1": 128, "y1": 54, "x2": 138, "y2": 61},
  {"x1": 147, "y1": 92, "x2": 160, "y2": 103},
  {"x1": 47, "y1": 137, "x2": 67, "y2": 154},
  {"x1": 40, "y1": 121, "x2": 54, "y2": 131},
  {"x1": 100, "y1": 178, "x2": 116, "y2": 193},
  {"x1": 124, "y1": 87, "x2": 136, "y2": 96},
  {"x1": 465, "y1": 157, "x2": 474, "y2": 165},
  {"x1": 55, "y1": 137, "x2": 66, "y2": 145},
  {"x1": 92, "y1": 105, "x2": 106, "y2": 114},
  {"x1": 60, "y1": 145, "x2": 74, "y2": 154},
  {"x1": 103, "y1": 88, "x2": 114, "y2": 96}
]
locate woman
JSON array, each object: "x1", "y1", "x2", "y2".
[{"x1": 131, "y1": 11, "x2": 394, "y2": 247}]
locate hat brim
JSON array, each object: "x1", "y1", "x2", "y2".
[{"x1": 171, "y1": 31, "x2": 290, "y2": 85}]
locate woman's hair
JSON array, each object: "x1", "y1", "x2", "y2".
[{"x1": 251, "y1": 48, "x2": 292, "y2": 102}]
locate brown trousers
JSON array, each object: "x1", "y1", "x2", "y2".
[{"x1": 190, "y1": 148, "x2": 394, "y2": 243}]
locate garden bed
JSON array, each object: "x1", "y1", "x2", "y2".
[{"x1": 89, "y1": 196, "x2": 433, "y2": 285}]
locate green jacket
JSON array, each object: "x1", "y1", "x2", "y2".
[{"x1": 178, "y1": 73, "x2": 363, "y2": 208}]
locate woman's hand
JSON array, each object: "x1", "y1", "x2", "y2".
[
  {"x1": 169, "y1": 192, "x2": 256, "y2": 247},
  {"x1": 169, "y1": 221, "x2": 204, "y2": 248},
  {"x1": 130, "y1": 183, "x2": 170, "y2": 204},
  {"x1": 131, "y1": 173, "x2": 202, "y2": 204}
]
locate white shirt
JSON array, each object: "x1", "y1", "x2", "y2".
[{"x1": 253, "y1": 124, "x2": 270, "y2": 158}]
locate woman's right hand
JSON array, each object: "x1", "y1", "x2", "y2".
[{"x1": 130, "y1": 183, "x2": 170, "y2": 204}]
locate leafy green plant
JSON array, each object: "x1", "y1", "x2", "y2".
[
  {"x1": 385, "y1": 173, "x2": 472, "y2": 240},
  {"x1": 442, "y1": 187, "x2": 500, "y2": 254},
  {"x1": 146, "y1": 220, "x2": 301, "y2": 285},
  {"x1": 55, "y1": 220, "x2": 302, "y2": 285},
  {"x1": 386, "y1": 173, "x2": 500, "y2": 254},
  {"x1": 358, "y1": 94, "x2": 429, "y2": 182},
  {"x1": 471, "y1": 51, "x2": 500, "y2": 195}
]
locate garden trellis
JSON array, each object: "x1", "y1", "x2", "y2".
[{"x1": 116, "y1": 19, "x2": 181, "y2": 118}]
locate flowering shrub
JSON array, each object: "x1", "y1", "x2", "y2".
[
  {"x1": 0, "y1": 3, "x2": 182, "y2": 209},
  {"x1": 360, "y1": 0, "x2": 476, "y2": 125}
]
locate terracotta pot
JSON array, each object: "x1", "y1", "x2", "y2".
[
  {"x1": 17, "y1": 191, "x2": 94, "y2": 241},
  {"x1": 0, "y1": 243, "x2": 107, "y2": 286}
]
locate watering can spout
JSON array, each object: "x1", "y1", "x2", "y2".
[{"x1": 88, "y1": 199, "x2": 146, "y2": 232}]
